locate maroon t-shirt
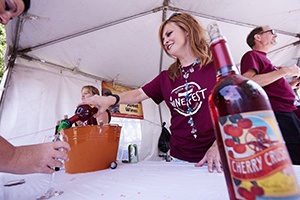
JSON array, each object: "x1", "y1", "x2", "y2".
[
  {"x1": 142, "y1": 62, "x2": 216, "y2": 162},
  {"x1": 240, "y1": 50, "x2": 296, "y2": 112}
]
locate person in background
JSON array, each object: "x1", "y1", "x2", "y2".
[
  {"x1": 81, "y1": 13, "x2": 222, "y2": 173},
  {"x1": 0, "y1": 0, "x2": 70, "y2": 174},
  {"x1": 240, "y1": 25, "x2": 300, "y2": 165},
  {"x1": 79, "y1": 85, "x2": 111, "y2": 125}
]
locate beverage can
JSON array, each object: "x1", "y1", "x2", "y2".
[{"x1": 128, "y1": 144, "x2": 138, "y2": 163}]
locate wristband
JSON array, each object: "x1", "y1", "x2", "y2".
[{"x1": 108, "y1": 94, "x2": 120, "y2": 106}]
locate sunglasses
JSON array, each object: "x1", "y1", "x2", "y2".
[
  {"x1": 166, "y1": 12, "x2": 181, "y2": 21},
  {"x1": 259, "y1": 29, "x2": 276, "y2": 35}
]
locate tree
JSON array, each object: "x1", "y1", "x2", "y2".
[{"x1": 0, "y1": 24, "x2": 7, "y2": 82}]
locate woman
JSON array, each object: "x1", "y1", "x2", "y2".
[
  {"x1": 80, "y1": 85, "x2": 111, "y2": 125},
  {"x1": 82, "y1": 13, "x2": 221, "y2": 172}
]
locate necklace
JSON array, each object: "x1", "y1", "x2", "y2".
[{"x1": 180, "y1": 59, "x2": 200, "y2": 138}]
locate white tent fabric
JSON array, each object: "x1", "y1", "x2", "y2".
[{"x1": 0, "y1": 0, "x2": 299, "y2": 160}]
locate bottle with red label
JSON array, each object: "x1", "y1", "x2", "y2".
[
  {"x1": 57, "y1": 104, "x2": 98, "y2": 132},
  {"x1": 207, "y1": 22, "x2": 300, "y2": 200}
]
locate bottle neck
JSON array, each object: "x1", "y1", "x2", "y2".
[
  {"x1": 216, "y1": 65, "x2": 239, "y2": 77},
  {"x1": 210, "y1": 38, "x2": 239, "y2": 77},
  {"x1": 57, "y1": 118, "x2": 76, "y2": 132},
  {"x1": 69, "y1": 115, "x2": 80, "y2": 124}
]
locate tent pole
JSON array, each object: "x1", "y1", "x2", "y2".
[
  {"x1": 0, "y1": 15, "x2": 25, "y2": 113},
  {"x1": 157, "y1": 3, "x2": 169, "y2": 126}
]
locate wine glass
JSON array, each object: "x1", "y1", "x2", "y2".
[{"x1": 37, "y1": 132, "x2": 68, "y2": 200}]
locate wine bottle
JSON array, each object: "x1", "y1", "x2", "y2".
[
  {"x1": 57, "y1": 104, "x2": 98, "y2": 132},
  {"x1": 55, "y1": 115, "x2": 69, "y2": 135},
  {"x1": 54, "y1": 120, "x2": 61, "y2": 135},
  {"x1": 207, "y1": 22, "x2": 300, "y2": 200}
]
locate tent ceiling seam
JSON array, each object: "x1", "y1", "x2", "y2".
[
  {"x1": 18, "y1": 5, "x2": 297, "y2": 55},
  {"x1": 18, "y1": 7, "x2": 165, "y2": 54},
  {"x1": 8, "y1": 3, "x2": 299, "y2": 91},
  {"x1": 18, "y1": 54, "x2": 140, "y2": 89},
  {"x1": 269, "y1": 39, "x2": 300, "y2": 54},
  {"x1": 16, "y1": 6, "x2": 298, "y2": 56},
  {"x1": 171, "y1": 7, "x2": 298, "y2": 37}
]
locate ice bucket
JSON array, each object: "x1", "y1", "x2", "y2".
[{"x1": 63, "y1": 124, "x2": 121, "y2": 174}]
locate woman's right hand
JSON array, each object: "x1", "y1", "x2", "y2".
[{"x1": 81, "y1": 95, "x2": 115, "y2": 118}]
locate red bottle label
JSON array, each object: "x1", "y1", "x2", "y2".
[{"x1": 219, "y1": 110, "x2": 300, "y2": 199}]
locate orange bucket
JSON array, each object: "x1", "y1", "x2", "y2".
[{"x1": 63, "y1": 124, "x2": 121, "y2": 174}]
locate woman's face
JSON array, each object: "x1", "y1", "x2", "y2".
[
  {"x1": 81, "y1": 88, "x2": 93, "y2": 100},
  {"x1": 0, "y1": 0, "x2": 25, "y2": 25},
  {"x1": 161, "y1": 22, "x2": 188, "y2": 58}
]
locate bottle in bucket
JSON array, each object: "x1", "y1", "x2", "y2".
[
  {"x1": 207, "y1": 21, "x2": 300, "y2": 199},
  {"x1": 57, "y1": 104, "x2": 98, "y2": 132},
  {"x1": 64, "y1": 125, "x2": 122, "y2": 173}
]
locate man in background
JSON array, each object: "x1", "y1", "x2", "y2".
[{"x1": 240, "y1": 26, "x2": 300, "y2": 165}]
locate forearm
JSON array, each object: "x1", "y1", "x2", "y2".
[
  {"x1": 0, "y1": 136, "x2": 70, "y2": 174},
  {"x1": 106, "y1": 88, "x2": 148, "y2": 106},
  {"x1": 118, "y1": 88, "x2": 148, "y2": 104},
  {"x1": 243, "y1": 68, "x2": 288, "y2": 87},
  {"x1": 0, "y1": 137, "x2": 35, "y2": 174},
  {"x1": 82, "y1": 88, "x2": 148, "y2": 114},
  {"x1": 0, "y1": 136, "x2": 18, "y2": 173}
]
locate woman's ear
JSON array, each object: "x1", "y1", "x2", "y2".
[{"x1": 185, "y1": 30, "x2": 189, "y2": 37}]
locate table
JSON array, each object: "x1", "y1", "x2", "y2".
[{"x1": 1, "y1": 161, "x2": 300, "y2": 200}]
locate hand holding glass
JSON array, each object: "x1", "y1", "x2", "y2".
[{"x1": 37, "y1": 133, "x2": 68, "y2": 200}]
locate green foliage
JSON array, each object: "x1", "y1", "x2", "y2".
[{"x1": 0, "y1": 24, "x2": 7, "y2": 82}]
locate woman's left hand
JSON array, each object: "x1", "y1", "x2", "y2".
[{"x1": 194, "y1": 140, "x2": 222, "y2": 173}]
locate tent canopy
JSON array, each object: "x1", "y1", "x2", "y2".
[
  {"x1": 5, "y1": 0, "x2": 300, "y2": 87},
  {"x1": 0, "y1": 0, "x2": 299, "y2": 160}
]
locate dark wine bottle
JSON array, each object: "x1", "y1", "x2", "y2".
[
  {"x1": 207, "y1": 22, "x2": 300, "y2": 200},
  {"x1": 57, "y1": 104, "x2": 98, "y2": 132},
  {"x1": 55, "y1": 115, "x2": 68, "y2": 135}
]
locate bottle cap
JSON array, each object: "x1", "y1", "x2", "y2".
[
  {"x1": 207, "y1": 21, "x2": 227, "y2": 45},
  {"x1": 57, "y1": 121, "x2": 70, "y2": 132}
]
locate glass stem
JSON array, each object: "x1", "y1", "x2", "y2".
[{"x1": 48, "y1": 172, "x2": 55, "y2": 189}]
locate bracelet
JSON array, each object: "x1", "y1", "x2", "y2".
[{"x1": 108, "y1": 94, "x2": 120, "y2": 106}]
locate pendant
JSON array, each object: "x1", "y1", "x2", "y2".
[
  {"x1": 191, "y1": 127, "x2": 197, "y2": 133},
  {"x1": 185, "y1": 93, "x2": 190, "y2": 100},
  {"x1": 189, "y1": 67, "x2": 194, "y2": 73},
  {"x1": 184, "y1": 83, "x2": 189, "y2": 90},
  {"x1": 183, "y1": 73, "x2": 189, "y2": 79}
]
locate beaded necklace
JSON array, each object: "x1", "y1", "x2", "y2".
[{"x1": 180, "y1": 59, "x2": 200, "y2": 138}]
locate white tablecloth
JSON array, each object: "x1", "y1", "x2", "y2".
[{"x1": 1, "y1": 161, "x2": 300, "y2": 200}]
